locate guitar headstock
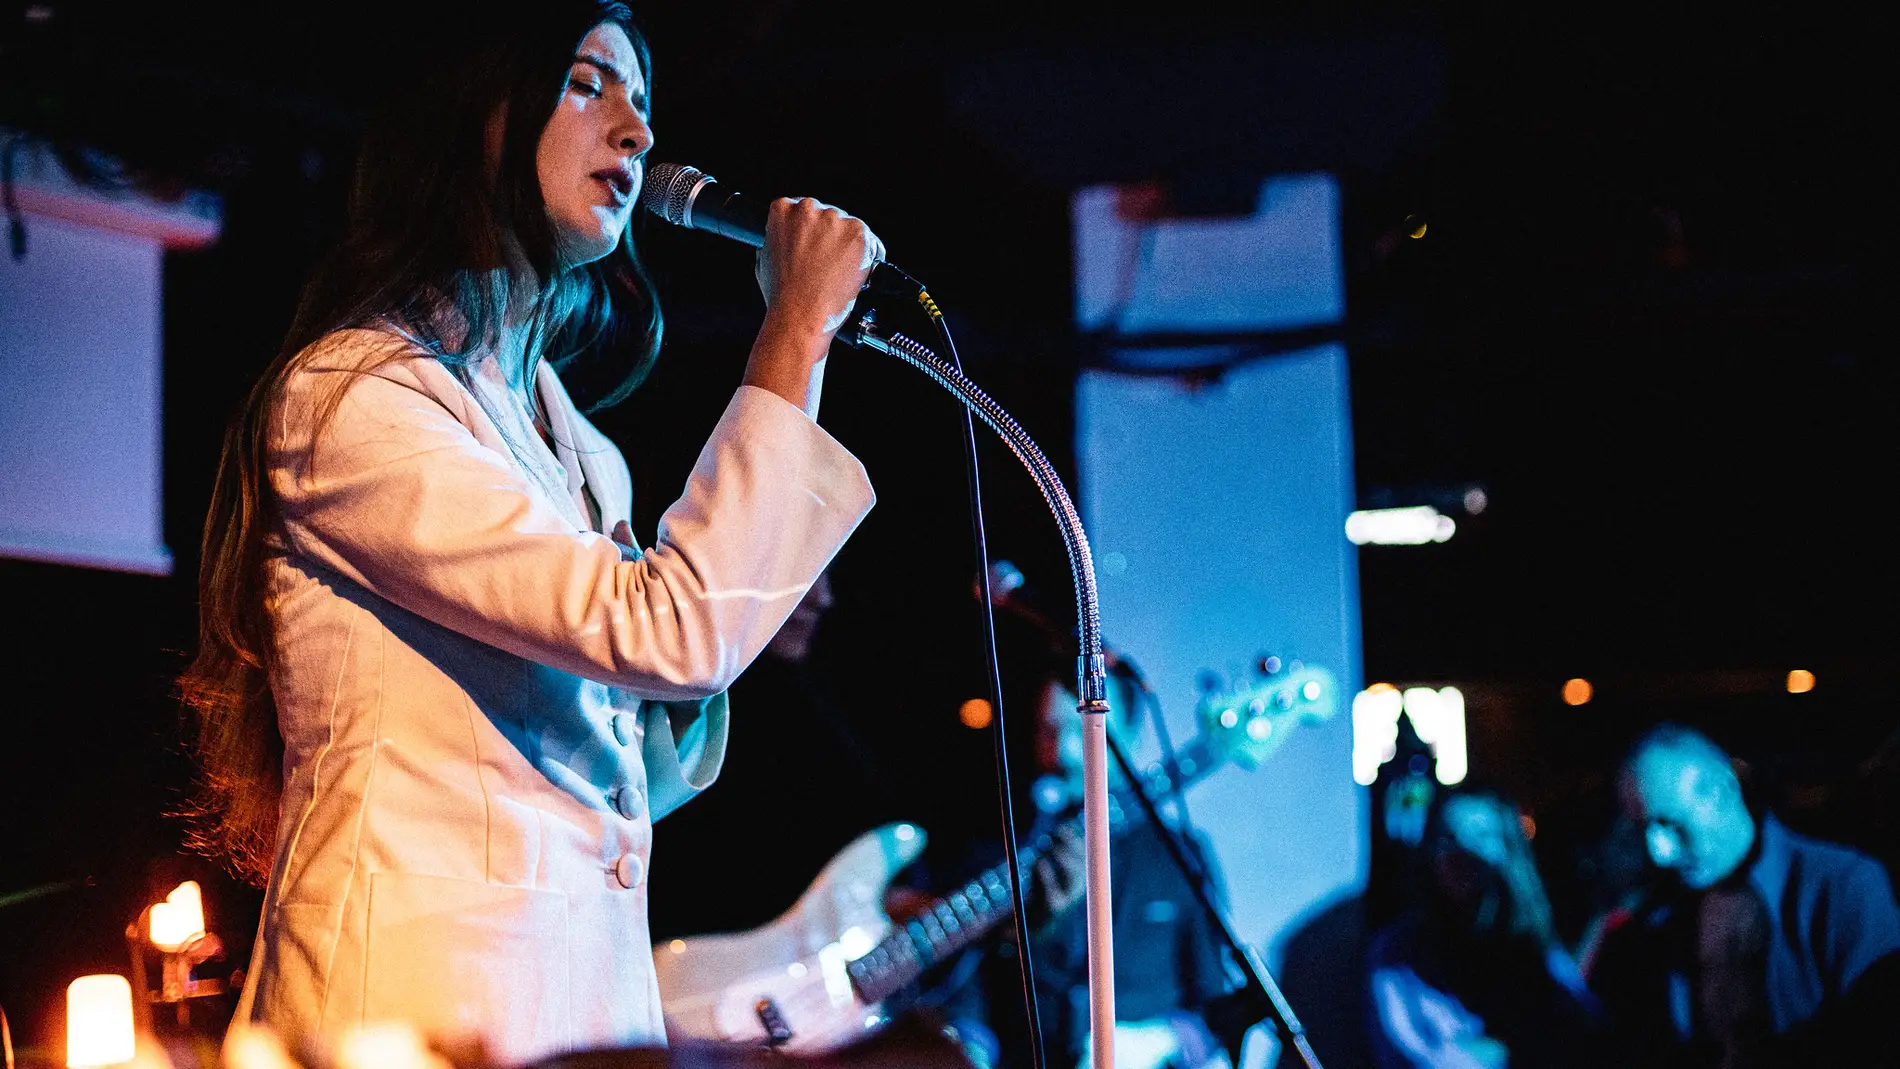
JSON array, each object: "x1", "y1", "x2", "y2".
[{"x1": 1194, "y1": 658, "x2": 1340, "y2": 770}]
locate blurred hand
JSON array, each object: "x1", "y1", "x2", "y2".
[
  {"x1": 1497, "y1": 820, "x2": 1557, "y2": 943},
  {"x1": 1032, "y1": 823, "x2": 1087, "y2": 926}
]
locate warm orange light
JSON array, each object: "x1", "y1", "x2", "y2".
[
  {"x1": 66, "y1": 974, "x2": 135, "y2": 1067},
  {"x1": 958, "y1": 698, "x2": 994, "y2": 730},
  {"x1": 1519, "y1": 814, "x2": 1537, "y2": 840},
  {"x1": 1787, "y1": 669, "x2": 1816, "y2": 694},
  {"x1": 1366, "y1": 682, "x2": 1398, "y2": 693},
  {"x1": 1561, "y1": 678, "x2": 1593, "y2": 706},
  {"x1": 149, "y1": 881, "x2": 204, "y2": 951}
]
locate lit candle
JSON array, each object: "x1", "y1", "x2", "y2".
[
  {"x1": 67, "y1": 974, "x2": 135, "y2": 1067},
  {"x1": 149, "y1": 882, "x2": 205, "y2": 951}
]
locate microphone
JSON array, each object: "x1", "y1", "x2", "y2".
[
  {"x1": 641, "y1": 161, "x2": 926, "y2": 301},
  {"x1": 642, "y1": 162, "x2": 768, "y2": 247}
]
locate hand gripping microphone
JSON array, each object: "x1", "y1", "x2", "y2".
[{"x1": 640, "y1": 162, "x2": 927, "y2": 306}]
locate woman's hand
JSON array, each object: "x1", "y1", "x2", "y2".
[{"x1": 744, "y1": 197, "x2": 884, "y2": 419}]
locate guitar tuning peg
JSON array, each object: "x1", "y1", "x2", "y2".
[{"x1": 1256, "y1": 655, "x2": 1283, "y2": 677}]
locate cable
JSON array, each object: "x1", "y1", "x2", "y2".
[
  {"x1": 912, "y1": 281, "x2": 1049, "y2": 1069},
  {"x1": 1132, "y1": 672, "x2": 1195, "y2": 831},
  {"x1": 3, "y1": 134, "x2": 29, "y2": 262}
]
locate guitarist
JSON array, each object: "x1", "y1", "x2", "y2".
[{"x1": 921, "y1": 665, "x2": 1234, "y2": 1069}]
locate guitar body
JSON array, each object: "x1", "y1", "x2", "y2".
[{"x1": 655, "y1": 823, "x2": 926, "y2": 1052}]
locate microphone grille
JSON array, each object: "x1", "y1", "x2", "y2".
[{"x1": 642, "y1": 162, "x2": 707, "y2": 226}]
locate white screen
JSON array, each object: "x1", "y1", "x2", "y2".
[{"x1": 0, "y1": 210, "x2": 170, "y2": 574}]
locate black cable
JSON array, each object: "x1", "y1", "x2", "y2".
[
  {"x1": 1132, "y1": 672, "x2": 1195, "y2": 830},
  {"x1": 3, "y1": 134, "x2": 29, "y2": 261},
  {"x1": 909, "y1": 281, "x2": 1049, "y2": 1069}
]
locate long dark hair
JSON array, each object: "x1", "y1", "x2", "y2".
[{"x1": 178, "y1": 0, "x2": 661, "y2": 886}]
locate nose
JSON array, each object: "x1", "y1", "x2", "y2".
[{"x1": 615, "y1": 103, "x2": 653, "y2": 158}]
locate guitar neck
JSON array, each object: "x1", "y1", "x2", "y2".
[
  {"x1": 846, "y1": 845, "x2": 1036, "y2": 1005},
  {"x1": 1131, "y1": 733, "x2": 1225, "y2": 801},
  {"x1": 845, "y1": 733, "x2": 1229, "y2": 1005}
]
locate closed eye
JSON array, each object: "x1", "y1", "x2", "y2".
[{"x1": 568, "y1": 77, "x2": 602, "y2": 97}]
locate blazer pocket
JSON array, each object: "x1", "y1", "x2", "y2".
[{"x1": 363, "y1": 872, "x2": 571, "y2": 1061}]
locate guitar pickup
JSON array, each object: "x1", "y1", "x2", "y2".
[{"x1": 755, "y1": 997, "x2": 794, "y2": 1046}]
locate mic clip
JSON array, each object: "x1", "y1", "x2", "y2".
[{"x1": 837, "y1": 263, "x2": 935, "y2": 351}]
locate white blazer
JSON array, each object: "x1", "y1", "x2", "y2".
[{"x1": 227, "y1": 329, "x2": 874, "y2": 1064}]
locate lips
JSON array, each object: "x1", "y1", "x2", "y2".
[{"x1": 591, "y1": 167, "x2": 634, "y2": 206}]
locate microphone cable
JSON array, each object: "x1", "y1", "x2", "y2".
[
  {"x1": 878, "y1": 269, "x2": 1049, "y2": 1069},
  {"x1": 1127, "y1": 662, "x2": 1196, "y2": 833}
]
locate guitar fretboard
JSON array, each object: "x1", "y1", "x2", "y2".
[
  {"x1": 844, "y1": 734, "x2": 1226, "y2": 1005},
  {"x1": 846, "y1": 850, "x2": 1032, "y2": 1005}
]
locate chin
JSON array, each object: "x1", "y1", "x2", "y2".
[
  {"x1": 555, "y1": 214, "x2": 624, "y2": 267},
  {"x1": 568, "y1": 235, "x2": 619, "y2": 267}
]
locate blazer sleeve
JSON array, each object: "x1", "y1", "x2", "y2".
[{"x1": 269, "y1": 334, "x2": 874, "y2": 700}]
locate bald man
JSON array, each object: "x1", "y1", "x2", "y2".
[{"x1": 1590, "y1": 725, "x2": 1900, "y2": 1067}]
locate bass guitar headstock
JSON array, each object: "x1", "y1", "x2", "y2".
[{"x1": 1194, "y1": 657, "x2": 1339, "y2": 770}]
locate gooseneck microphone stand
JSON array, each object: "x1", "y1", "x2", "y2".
[
  {"x1": 837, "y1": 312, "x2": 1122, "y2": 1069},
  {"x1": 839, "y1": 311, "x2": 1326, "y2": 1069}
]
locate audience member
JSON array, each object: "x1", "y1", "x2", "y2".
[
  {"x1": 1589, "y1": 724, "x2": 1900, "y2": 1067},
  {"x1": 1367, "y1": 788, "x2": 1605, "y2": 1068}
]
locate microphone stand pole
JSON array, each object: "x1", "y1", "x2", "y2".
[
  {"x1": 840, "y1": 314, "x2": 1118, "y2": 1069},
  {"x1": 1102, "y1": 730, "x2": 1325, "y2": 1069}
]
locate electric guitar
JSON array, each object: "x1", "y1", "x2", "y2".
[{"x1": 653, "y1": 662, "x2": 1339, "y2": 1054}]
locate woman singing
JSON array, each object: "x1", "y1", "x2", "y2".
[{"x1": 179, "y1": 2, "x2": 879, "y2": 1060}]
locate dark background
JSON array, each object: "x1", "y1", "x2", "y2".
[{"x1": 3, "y1": 0, "x2": 1895, "y2": 1061}]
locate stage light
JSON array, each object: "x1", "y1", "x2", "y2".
[
  {"x1": 1404, "y1": 687, "x2": 1467, "y2": 786},
  {"x1": 1562, "y1": 678, "x2": 1593, "y2": 706},
  {"x1": 1463, "y1": 487, "x2": 1488, "y2": 515},
  {"x1": 958, "y1": 698, "x2": 993, "y2": 729},
  {"x1": 1345, "y1": 506, "x2": 1455, "y2": 546},
  {"x1": 1787, "y1": 669, "x2": 1815, "y2": 694},
  {"x1": 1353, "y1": 684, "x2": 1467, "y2": 785},
  {"x1": 66, "y1": 974, "x2": 135, "y2": 1068},
  {"x1": 1352, "y1": 685, "x2": 1405, "y2": 785}
]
